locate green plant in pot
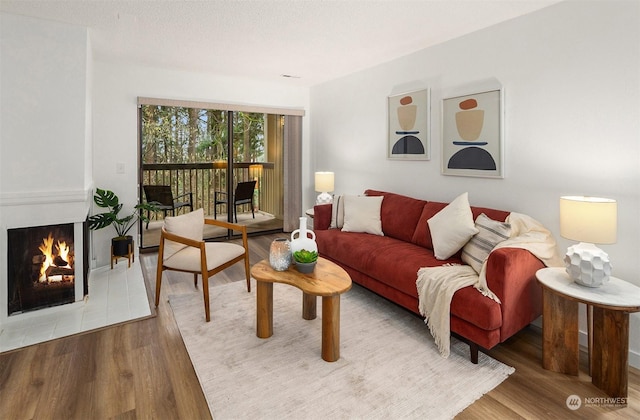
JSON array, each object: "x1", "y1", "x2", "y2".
[
  {"x1": 293, "y1": 249, "x2": 318, "y2": 274},
  {"x1": 88, "y1": 188, "x2": 157, "y2": 258}
]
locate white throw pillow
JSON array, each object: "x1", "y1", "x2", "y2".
[
  {"x1": 163, "y1": 208, "x2": 204, "y2": 259},
  {"x1": 427, "y1": 192, "x2": 478, "y2": 260},
  {"x1": 329, "y1": 195, "x2": 345, "y2": 229},
  {"x1": 341, "y1": 195, "x2": 384, "y2": 236},
  {"x1": 461, "y1": 213, "x2": 512, "y2": 273}
]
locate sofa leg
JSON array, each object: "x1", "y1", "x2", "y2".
[{"x1": 469, "y1": 342, "x2": 479, "y2": 364}]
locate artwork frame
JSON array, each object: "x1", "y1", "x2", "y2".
[
  {"x1": 388, "y1": 88, "x2": 430, "y2": 160},
  {"x1": 441, "y1": 86, "x2": 504, "y2": 178}
]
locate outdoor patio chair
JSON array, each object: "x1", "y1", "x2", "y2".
[
  {"x1": 143, "y1": 185, "x2": 193, "y2": 228},
  {"x1": 155, "y1": 208, "x2": 251, "y2": 322},
  {"x1": 214, "y1": 180, "x2": 256, "y2": 222}
]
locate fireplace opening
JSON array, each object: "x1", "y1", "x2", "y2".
[{"x1": 7, "y1": 222, "x2": 86, "y2": 315}]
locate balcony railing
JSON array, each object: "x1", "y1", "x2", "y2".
[{"x1": 141, "y1": 162, "x2": 277, "y2": 222}]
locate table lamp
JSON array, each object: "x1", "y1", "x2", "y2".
[
  {"x1": 559, "y1": 196, "x2": 617, "y2": 287},
  {"x1": 315, "y1": 172, "x2": 334, "y2": 205}
]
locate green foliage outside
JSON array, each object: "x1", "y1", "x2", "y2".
[{"x1": 141, "y1": 106, "x2": 265, "y2": 165}]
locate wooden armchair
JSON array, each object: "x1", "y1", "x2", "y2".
[{"x1": 155, "y1": 208, "x2": 251, "y2": 322}]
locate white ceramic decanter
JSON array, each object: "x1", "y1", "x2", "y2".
[{"x1": 290, "y1": 216, "x2": 317, "y2": 255}]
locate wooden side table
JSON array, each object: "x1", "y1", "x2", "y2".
[{"x1": 536, "y1": 267, "x2": 640, "y2": 400}]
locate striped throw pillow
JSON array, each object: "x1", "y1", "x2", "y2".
[
  {"x1": 329, "y1": 195, "x2": 345, "y2": 229},
  {"x1": 461, "y1": 213, "x2": 511, "y2": 273}
]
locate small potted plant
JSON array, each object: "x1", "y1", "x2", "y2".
[
  {"x1": 293, "y1": 249, "x2": 318, "y2": 274},
  {"x1": 88, "y1": 188, "x2": 157, "y2": 258}
]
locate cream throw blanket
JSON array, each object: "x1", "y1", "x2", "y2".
[{"x1": 416, "y1": 212, "x2": 564, "y2": 358}]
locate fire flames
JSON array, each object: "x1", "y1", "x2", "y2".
[{"x1": 38, "y1": 233, "x2": 74, "y2": 282}]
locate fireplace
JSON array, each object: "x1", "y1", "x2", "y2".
[{"x1": 6, "y1": 221, "x2": 89, "y2": 316}]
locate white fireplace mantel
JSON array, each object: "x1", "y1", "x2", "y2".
[{"x1": 0, "y1": 188, "x2": 92, "y2": 229}]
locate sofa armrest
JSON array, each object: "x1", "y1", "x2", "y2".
[
  {"x1": 485, "y1": 247, "x2": 545, "y2": 341},
  {"x1": 313, "y1": 204, "x2": 332, "y2": 230}
]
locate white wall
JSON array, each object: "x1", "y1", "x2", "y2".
[
  {"x1": 309, "y1": 0, "x2": 640, "y2": 365},
  {"x1": 0, "y1": 13, "x2": 90, "y2": 202},
  {"x1": 91, "y1": 61, "x2": 310, "y2": 267}
]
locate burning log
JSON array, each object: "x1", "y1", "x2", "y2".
[
  {"x1": 53, "y1": 255, "x2": 68, "y2": 267},
  {"x1": 45, "y1": 265, "x2": 74, "y2": 279}
]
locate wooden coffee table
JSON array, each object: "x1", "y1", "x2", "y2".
[{"x1": 251, "y1": 257, "x2": 352, "y2": 362}]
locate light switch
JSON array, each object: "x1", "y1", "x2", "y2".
[{"x1": 116, "y1": 162, "x2": 125, "y2": 174}]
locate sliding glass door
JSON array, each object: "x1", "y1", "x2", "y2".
[{"x1": 138, "y1": 104, "x2": 285, "y2": 249}]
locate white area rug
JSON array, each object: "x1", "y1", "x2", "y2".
[{"x1": 169, "y1": 280, "x2": 514, "y2": 419}]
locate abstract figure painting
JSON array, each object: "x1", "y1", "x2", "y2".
[
  {"x1": 388, "y1": 89, "x2": 430, "y2": 160},
  {"x1": 442, "y1": 88, "x2": 503, "y2": 178}
]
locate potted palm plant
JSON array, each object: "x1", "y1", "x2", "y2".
[
  {"x1": 293, "y1": 249, "x2": 318, "y2": 274},
  {"x1": 88, "y1": 188, "x2": 157, "y2": 257}
]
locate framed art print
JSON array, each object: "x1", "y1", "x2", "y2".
[
  {"x1": 441, "y1": 87, "x2": 503, "y2": 178},
  {"x1": 388, "y1": 88, "x2": 430, "y2": 160}
]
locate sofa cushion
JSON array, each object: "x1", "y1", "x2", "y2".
[
  {"x1": 364, "y1": 189, "x2": 427, "y2": 242},
  {"x1": 470, "y1": 206, "x2": 510, "y2": 223},
  {"x1": 341, "y1": 195, "x2": 384, "y2": 235},
  {"x1": 316, "y1": 229, "x2": 459, "y2": 297},
  {"x1": 411, "y1": 201, "x2": 448, "y2": 250},
  {"x1": 427, "y1": 193, "x2": 478, "y2": 260},
  {"x1": 461, "y1": 213, "x2": 512, "y2": 273}
]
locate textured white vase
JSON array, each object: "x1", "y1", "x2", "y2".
[
  {"x1": 564, "y1": 242, "x2": 612, "y2": 287},
  {"x1": 290, "y1": 217, "x2": 317, "y2": 255}
]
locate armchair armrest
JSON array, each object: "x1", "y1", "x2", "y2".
[
  {"x1": 313, "y1": 204, "x2": 332, "y2": 230},
  {"x1": 174, "y1": 192, "x2": 193, "y2": 203},
  {"x1": 160, "y1": 229, "x2": 204, "y2": 249},
  {"x1": 205, "y1": 219, "x2": 249, "y2": 251},
  {"x1": 485, "y1": 247, "x2": 545, "y2": 341},
  {"x1": 205, "y1": 218, "x2": 247, "y2": 234},
  {"x1": 160, "y1": 220, "x2": 248, "y2": 248},
  {"x1": 214, "y1": 191, "x2": 227, "y2": 202}
]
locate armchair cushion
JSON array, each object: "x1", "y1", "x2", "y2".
[
  {"x1": 163, "y1": 208, "x2": 204, "y2": 259},
  {"x1": 164, "y1": 242, "x2": 246, "y2": 272}
]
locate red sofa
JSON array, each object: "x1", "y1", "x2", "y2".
[{"x1": 313, "y1": 189, "x2": 545, "y2": 363}]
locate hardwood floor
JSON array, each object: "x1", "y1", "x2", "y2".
[{"x1": 1, "y1": 232, "x2": 638, "y2": 419}]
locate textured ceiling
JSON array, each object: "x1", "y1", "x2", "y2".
[{"x1": 0, "y1": 0, "x2": 560, "y2": 87}]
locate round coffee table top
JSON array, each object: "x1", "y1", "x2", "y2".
[{"x1": 251, "y1": 257, "x2": 352, "y2": 296}]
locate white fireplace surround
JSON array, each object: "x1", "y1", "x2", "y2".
[{"x1": 0, "y1": 188, "x2": 92, "y2": 324}]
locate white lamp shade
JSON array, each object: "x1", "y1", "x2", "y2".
[
  {"x1": 560, "y1": 196, "x2": 617, "y2": 244},
  {"x1": 315, "y1": 172, "x2": 334, "y2": 192}
]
